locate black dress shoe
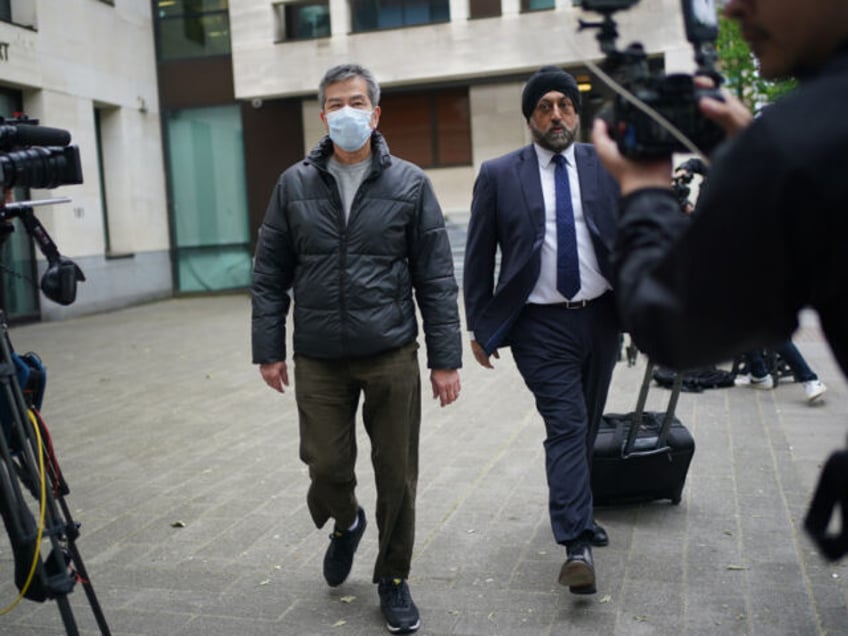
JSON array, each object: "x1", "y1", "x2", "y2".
[
  {"x1": 591, "y1": 521, "x2": 609, "y2": 547},
  {"x1": 558, "y1": 542, "x2": 596, "y2": 595}
]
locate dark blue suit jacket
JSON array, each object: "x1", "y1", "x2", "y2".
[{"x1": 463, "y1": 142, "x2": 620, "y2": 355}]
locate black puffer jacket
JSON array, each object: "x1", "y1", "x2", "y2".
[{"x1": 251, "y1": 132, "x2": 462, "y2": 370}]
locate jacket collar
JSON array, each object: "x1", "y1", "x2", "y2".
[{"x1": 307, "y1": 131, "x2": 392, "y2": 174}]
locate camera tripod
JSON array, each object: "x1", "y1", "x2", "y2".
[{"x1": 0, "y1": 309, "x2": 110, "y2": 635}]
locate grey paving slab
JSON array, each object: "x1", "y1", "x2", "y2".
[{"x1": 0, "y1": 293, "x2": 846, "y2": 635}]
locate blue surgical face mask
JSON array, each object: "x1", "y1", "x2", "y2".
[{"x1": 326, "y1": 106, "x2": 374, "y2": 152}]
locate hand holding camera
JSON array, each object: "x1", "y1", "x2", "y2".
[
  {"x1": 694, "y1": 75, "x2": 753, "y2": 139},
  {"x1": 580, "y1": 0, "x2": 728, "y2": 159}
]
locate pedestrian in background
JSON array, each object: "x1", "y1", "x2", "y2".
[{"x1": 736, "y1": 341, "x2": 827, "y2": 402}]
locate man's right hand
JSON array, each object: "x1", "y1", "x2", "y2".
[
  {"x1": 260, "y1": 361, "x2": 289, "y2": 393},
  {"x1": 471, "y1": 340, "x2": 499, "y2": 369}
]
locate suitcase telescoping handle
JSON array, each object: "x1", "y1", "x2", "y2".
[{"x1": 622, "y1": 360, "x2": 683, "y2": 458}]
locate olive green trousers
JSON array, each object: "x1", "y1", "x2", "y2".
[{"x1": 294, "y1": 341, "x2": 421, "y2": 582}]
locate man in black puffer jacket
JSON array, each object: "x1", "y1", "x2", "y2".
[{"x1": 251, "y1": 63, "x2": 461, "y2": 634}]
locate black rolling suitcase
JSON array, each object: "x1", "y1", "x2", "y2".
[{"x1": 591, "y1": 360, "x2": 695, "y2": 506}]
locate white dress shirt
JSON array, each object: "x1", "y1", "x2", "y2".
[{"x1": 527, "y1": 143, "x2": 611, "y2": 304}]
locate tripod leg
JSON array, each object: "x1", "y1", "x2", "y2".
[
  {"x1": 1, "y1": 317, "x2": 111, "y2": 633},
  {"x1": 56, "y1": 495, "x2": 112, "y2": 635},
  {"x1": 54, "y1": 593, "x2": 80, "y2": 636},
  {"x1": 31, "y1": 408, "x2": 112, "y2": 635}
]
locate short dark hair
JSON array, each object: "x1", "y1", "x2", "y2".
[{"x1": 318, "y1": 64, "x2": 381, "y2": 109}]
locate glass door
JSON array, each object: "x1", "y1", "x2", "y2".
[{"x1": 165, "y1": 104, "x2": 252, "y2": 292}]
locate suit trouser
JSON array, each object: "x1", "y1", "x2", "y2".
[
  {"x1": 509, "y1": 295, "x2": 619, "y2": 545},
  {"x1": 294, "y1": 342, "x2": 421, "y2": 582}
]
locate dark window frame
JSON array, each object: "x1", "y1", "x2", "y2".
[
  {"x1": 273, "y1": 0, "x2": 331, "y2": 42},
  {"x1": 155, "y1": 2, "x2": 231, "y2": 62},
  {"x1": 350, "y1": 0, "x2": 450, "y2": 34},
  {"x1": 0, "y1": 0, "x2": 37, "y2": 28},
  {"x1": 520, "y1": 0, "x2": 554, "y2": 12},
  {"x1": 469, "y1": 0, "x2": 501, "y2": 19},
  {"x1": 378, "y1": 86, "x2": 471, "y2": 169}
]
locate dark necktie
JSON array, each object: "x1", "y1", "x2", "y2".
[{"x1": 553, "y1": 154, "x2": 581, "y2": 299}]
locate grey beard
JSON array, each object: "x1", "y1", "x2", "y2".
[{"x1": 532, "y1": 122, "x2": 579, "y2": 153}]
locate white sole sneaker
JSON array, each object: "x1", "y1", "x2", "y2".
[
  {"x1": 803, "y1": 380, "x2": 827, "y2": 402},
  {"x1": 750, "y1": 375, "x2": 774, "y2": 390}
]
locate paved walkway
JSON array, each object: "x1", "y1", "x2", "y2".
[{"x1": 1, "y1": 293, "x2": 847, "y2": 635}]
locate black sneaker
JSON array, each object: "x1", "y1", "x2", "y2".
[
  {"x1": 377, "y1": 577, "x2": 420, "y2": 633},
  {"x1": 323, "y1": 507, "x2": 366, "y2": 587}
]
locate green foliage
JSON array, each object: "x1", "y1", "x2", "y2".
[{"x1": 715, "y1": 16, "x2": 796, "y2": 113}]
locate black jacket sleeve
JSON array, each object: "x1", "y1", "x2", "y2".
[
  {"x1": 614, "y1": 121, "x2": 803, "y2": 370},
  {"x1": 408, "y1": 175, "x2": 463, "y2": 370},
  {"x1": 462, "y1": 161, "x2": 498, "y2": 337},
  {"x1": 251, "y1": 178, "x2": 296, "y2": 364}
]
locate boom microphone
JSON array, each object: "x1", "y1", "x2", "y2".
[{"x1": 0, "y1": 124, "x2": 72, "y2": 148}]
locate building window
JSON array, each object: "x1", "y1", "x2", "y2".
[
  {"x1": 378, "y1": 87, "x2": 471, "y2": 168},
  {"x1": 165, "y1": 105, "x2": 252, "y2": 292},
  {"x1": 156, "y1": 0, "x2": 231, "y2": 61},
  {"x1": 469, "y1": 0, "x2": 500, "y2": 19},
  {"x1": 273, "y1": 0, "x2": 331, "y2": 41},
  {"x1": 351, "y1": 0, "x2": 449, "y2": 33},
  {"x1": 0, "y1": 0, "x2": 37, "y2": 28},
  {"x1": 521, "y1": 0, "x2": 554, "y2": 11}
]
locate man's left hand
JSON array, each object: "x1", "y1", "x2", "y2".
[
  {"x1": 430, "y1": 368, "x2": 461, "y2": 407},
  {"x1": 591, "y1": 119, "x2": 672, "y2": 196}
]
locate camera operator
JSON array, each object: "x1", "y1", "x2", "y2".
[
  {"x1": 591, "y1": 0, "x2": 848, "y2": 558},
  {"x1": 591, "y1": 0, "x2": 848, "y2": 376}
]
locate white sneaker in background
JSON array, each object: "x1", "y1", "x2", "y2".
[
  {"x1": 734, "y1": 373, "x2": 751, "y2": 386},
  {"x1": 750, "y1": 374, "x2": 774, "y2": 390},
  {"x1": 735, "y1": 373, "x2": 774, "y2": 389},
  {"x1": 803, "y1": 379, "x2": 827, "y2": 402}
]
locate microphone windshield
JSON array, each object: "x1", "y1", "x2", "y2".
[{"x1": 2, "y1": 124, "x2": 72, "y2": 147}]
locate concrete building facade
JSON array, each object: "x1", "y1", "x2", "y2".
[
  {"x1": 228, "y1": 0, "x2": 698, "y2": 214},
  {"x1": 0, "y1": 0, "x2": 170, "y2": 321}
]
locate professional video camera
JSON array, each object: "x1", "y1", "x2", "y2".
[
  {"x1": 671, "y1": 156, "x2": 708, "y2": 210},
  {"x1": 0, "y1": 118, "x2": 107, "y2": 633},
  {"x1": 579, "y1": 0, "x2": 725, "y2": 158},
  {"x1": 0, "y1": 115, "x2": 85, "y2": 306},
  {"x1": 0, "y1": 115, "x2": 83, "y2": 189}
]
